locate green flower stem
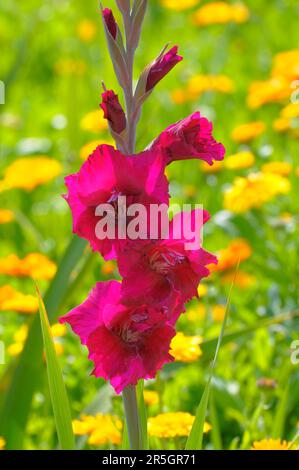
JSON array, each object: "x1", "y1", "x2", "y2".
[{"x1": 122, "y1": 385, "x2": 142, "y2": 450}]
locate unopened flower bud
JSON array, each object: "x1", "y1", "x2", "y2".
[
  {"x1": 100, "y1": 90, "x2": 126, "y2": 134},
  {"x1": 102, "y1": 8, "x2": 117, "y2": 39},
  {"x1": 146, "y1": 46, "x2": 183, "y2": 92}
]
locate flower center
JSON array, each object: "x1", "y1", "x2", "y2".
[{"x1": 148, "y1": 248, "x2": 186, "y2": 275}]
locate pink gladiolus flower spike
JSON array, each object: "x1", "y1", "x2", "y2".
[
  {"x1": 150, "y1": 112, "x2": 225, "y2": 166},
  {"x1": 64, "y1": 145, "x2": 169, "y2": 260},
  {"x1": 60, "y1": 281, "x2": 183, "y2": 393},
  {"x1": 117, "y1": 209, "x2": 217, "y2": 306},
  {"x1": 146, "y1": 46, "x2": 183, "y2": 92}
]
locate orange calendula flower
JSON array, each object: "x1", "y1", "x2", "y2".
[
  {"x1": 0, "y1": 253, "x2": 57, "y2": 280},
  {"x1": 77, "y1": 19, "x2": 97, "y2": 42},
  {"x1": 273, "y1": 117, "x2": 291, "y2": 133},
  {"x1": 271, "y1": 49, "x2": 299, "y2": 82},
  {"x1": 224, "y1": 172, "x2": 291, "y2": 213},
  {"x1": 261, "y1": 161, "x2": 292, "y2": 176},
  {"x1": 231, "y1": 122, "x2": 266, "y2": 143},
  {"x1": 170, "y1": 332, "x2": 202, "y2": 362},
  {"x1": 160, "y1": 0, "x2": 200, "y2": 10},
  {"x1": 72, "y1": 414, "x2": 123, "y2": 446},
  {"x1": 211, "y1": 305, "x2": 226, "y2": 323},
  {"x1": 0, "y1": 285, "x2": 38, "y2": 314},
  {"x1": 80, "y1": 139, "x2": 113, "y2": 160},
  {"x1": 80, "y1": 110, "x2": 108, "y2": 133},
  {"x1": 0, "y1": 157, "x2": 62, "y2": 192},
  {"x1": 221, "y1": 270, "x2": 256, "y2": 289},
  {"x1": 281, "y1": 102, "x2": 299, "y2": 119},
  {"x1": 172, "y1": 74, "x2": 234, "y2": 104},
  {"x1": 210, "y1": 239, "x2": 252, "y2": 272},
  {"x1": 0, "y1": 209, "x2": 14, "y2": 224},
  {"x1": 224, "y1": 151, "x2": 255, "y2": 170},
  {"x1": 143, "y1": 390, "x2": 159, "y2": 406},
  {"x1": 192, "y1": 2, "x2": 249, "y2": 26},
  {"x1": 251, "y1": 438, "x2": 295, "y2": 450},
  {"x1": 201, "y1": 160, "x2": 223, "y2": 173},
  {"x1": 148, "y1": 412, "x2": 211, "y2": 438},
  {"x1": 8, "y1": 324, "x2": 64, "y2": 357}
]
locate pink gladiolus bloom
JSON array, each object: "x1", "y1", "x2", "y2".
[
  {"x1": 151, "y1": 112, "x2": 225, "y2": 166},
  {"x1": 117, "y1": 209, "x2": 217, "y2": 304},
  {"x1": 60, "y1": 281, "x2": 182, "y2": 393},
  {"x1": 100, "y1": 89, "x2": 126, "y2": 134},
  {"x1": 64, "y1": 145, "x2": 169, "y2": 260},
  {"x1": 102, "y1": 8, "x2": 117, "y2": 39},
  {"x1": 146, "y1": 46, "x2": 183, "y2": 92}
]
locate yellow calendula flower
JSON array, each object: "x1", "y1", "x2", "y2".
[
  {"x1": 8, "y1": 324, "x2": 64, "y2": 357},
  {"x1": 188, "y1": 74, "x2": 234, "y2": 96},
  {"x1": 224, "y1": 172, "x2": 290, "y2": 213},
  {"x1": 201, "y1": 160, "x2": 223, "y2": 173},
  {"x1": 210, "y1": 239, "x2": 252, "y2": 273},
  {"x1": 80, "y1": 110, "x2": 108, "y2": 133},
  {"x1": 0, "y1": 437, "x2": 6, "y2": 450},
  {"x1": 160, "y1": 0, "x2": 199, "y2": 10},
  {"x1": 247, "y1": 77, "x2": 290, "y2": 109},
  {"x1": 0, "y1": 253, "x2": 57, "y2": 280},
  {"x1": 0, "y1": 209, "x2": 14, "y2": 224},
  {"x1": 281, "y1": 102, "x2": 299, "y2": 119},
  {"x1": 170, "y1": 332, "x2": 202, "y2": 362},
  {"x1": 261, "y1": 161, "x2": 292, "y2": 176},
  {"x1": 55, "y1": 59, "x2": 86, "y2": 76},
  {"x1": 231, "y1": 122, "x2": 266, "y2": 143},
  {"x1": 148, "y1": 412, "x2": 211, "y2": 438},
  {"x1": 197, "y1": 284, "x2": 207, "y2": 297},
  {"x1": 212, "y1": 305, "x2": 226, "y2": 323},
  {"x1": 273, "y1": 117, "x2": 290, "y2": 133},
  {"x1": 50, "y1": 323, "x2": 67, "y2": 338},
  {"x1": 224, "y1": 151, "x2": 255, "y2": 170},
  {"x1": 77, "y1": 19, "x2": 97, "y2": 42},
  {"x1": 187, "y1": 303, "x2": 206, "y2": 322},
  {"x1": 251, "y1": 439, "x2": 294, "y2": 450},
  {"x1": 0, "y1": 157, "x2": 62, "y2": 192},
  {"x1": 80, "y1": 139, "x2": 114, "y2": 160},
  {"x1": 73, "y1": 414, "x2": 123, "y2": 446},
  {"x1": 192, "y1": 2, "x2": 249, "y2": 26},
  {"x1": 143, "y1": 390, "x2": 159, "y2": 406},
  {"x1": 271, "y1": 49, "x2": 299, "y2": 82},
  {"x1": 0, "y1": 285, "x2": 38, "y2": 314}
]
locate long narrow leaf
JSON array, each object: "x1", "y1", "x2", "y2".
[
  {"x1": 185, "y1": 264, "x2": 238, "y2": 450},
  {"x1": 36, "y1": 284, "x2": 75, "y2": 450},
  {"x1": 137, "y1": 380, "x2": 149, "y2": 450}
]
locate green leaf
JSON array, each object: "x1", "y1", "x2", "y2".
[
  {"x1": 0, "y1": 236, "x2": 86, "y2": 449},
  {"x1": 185, "y1": 265, "x2": 236, "y2": 450},
  {"x1": 136, "y1": 380, "x2": 149, "y2": 450},
  {"x1": 36, "y1": 283, "x2": 75, "y2": 450},
  {"x1": 272, "y1": 364, "x2": 292, "y2": 439}
]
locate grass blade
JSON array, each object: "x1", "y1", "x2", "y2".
[
  {"x1": 36, "y1": 283, "x2": 75, "y2": 450},
  {"x1": 137, "y1": 380, "x2": 149, "y2": 450},
  {"x1": 185, "y1": 264, "x2": 237, "y2": 450}
]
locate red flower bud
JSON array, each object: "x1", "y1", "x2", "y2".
[
  {"x1": 100, "y1": 90, "x2": 126, "y2": 134},
  {"x1": 146, "y1": 46, "x2": 183, "y2": 92},
  {"x1": 102, "y1": 8, "x2": 117, "y2": 40}
]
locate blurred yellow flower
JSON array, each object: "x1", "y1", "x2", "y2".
[
  {"x1": 160, "y1": 0, "x2": 199, "y2": 10},
  {"x1": 0, "y1": 209, "x2": 14, "y2": 224},
  {"x1": 8, "y1": 323, "x2": 64, "y2": 357},
  {"x1": 170, "y1": 332, "x2": 202, "y2": 362},
  {"x1": 281, "y1": 102, "x2": 299, "y2": 119},
  {"x1": 231, "y1": 122, "x2": 266, "y2": 143},
  {"x1": 50, "y1": 323, "x2": 67, "y2": 337},
  {"x1": 80, "y1": 110, "x2": 108, "y2": 133},
  {"x1": 0, "y1": 157, "x2": 62, "y2": 192},
  {"x1": 210, "y1": 239, "x2": 252, "y2": 272},
  {"x1": 55, "y1": 59, "x2": 86, "y2": 76},
  {"x1": 148, "y1": 412, "x2": 211, "y2": 438},
  {"x1": 247, "y1": 77, "x2": 290, "y2": 109},
  {"x1": 261, "y1": 161, "x2": 292, "y2": 176},
  {"x1": 201, "y1": 160, "x2": 223, "y2": 173},
  {"x1": 273, "y1": 117, "x2": 290, "y2": 133},
  {"x1": 251, "y1": 438, "x2": 294, "y2": 450},
  {"x1": 197, "y1": 284, "x2": 207, "y2": 297},
  {"x1": 77, "y1": 19, "x2": 97, "y2": 42},
  {"x1": 0, "y1": 437, "x2": 5, "y2": 450},
  {"x1": 212, "y1": 305, "x2": 226, "y2": 323},
  {"x1": 72, "y1": 414, "x2": 123, "y2": 446},
  {"x1": 271, "y1": 49, "x2": 299, "y2": 82},
  {"x1": 143, "y1": 390, "x2": 159, "y2": 406},
  {"x1": 183, "y1": 184, "x2": 197, "y2": 197},
  {"x1": 0, "y1": 285, "x2": 38, "y2": 314},
  {"x1": 172, "y1": 74, "x2": 234, "y2": 104},
  {"x1": 13, "y1": 324, "x2": 29, "y2": 343},
  {"x1": 224, "y1": 172, "x2": 290, "y2": 213},
  {"x1": 0, "y1": 253, "x2": 57, "y2": 280},
  {"x1": 101, "y1": 260, "x2": 116, "y2": 276},
  {"x1": 221, "y1": 270, "x2": 256, "y2": 289},
  {"x1": 80, "y1": 139, "x2": 113, "y2": 160},
  {"x1": 187, "y1": 303, "x2": 206, "y2": 322},
  {"x1": 224, "y1": 151, "x2": 255, "y2": 170},
  {"x1": 192, "y1": 2, "x2": 249, "y2": 26}
]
